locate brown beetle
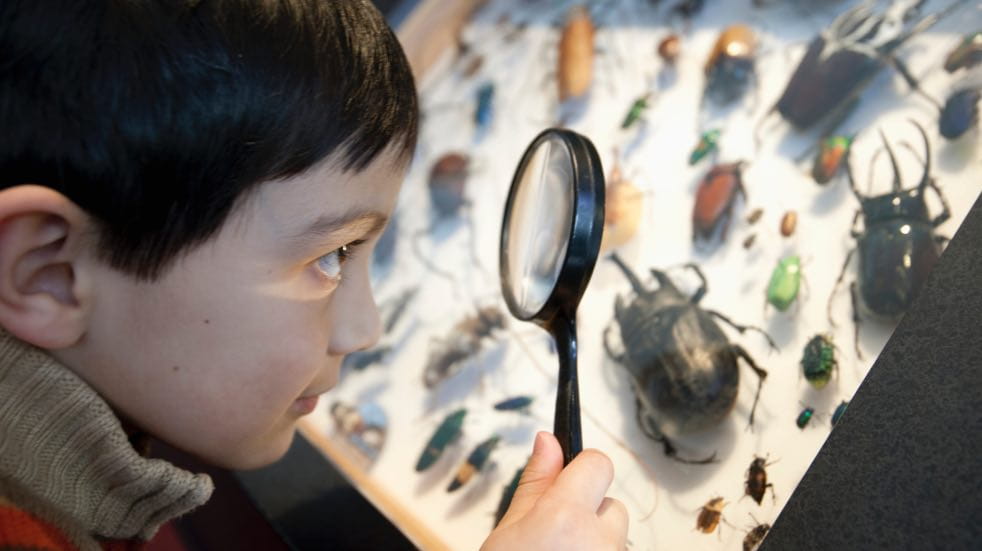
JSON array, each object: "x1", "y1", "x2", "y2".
[
  {"x1": 696, "y1": 497, "x2": 727, "y2": 534},
  {"x1": 743, "y1": 520, "x2": 770, "y2": 551},
  {"x1": 558, "y1": 6, "x2": 594, "y2": 102},
  {"x1": 658, "y1": 34, "x2": 681, "y2": 65},
  {"x1": 429, "y1": 153, "x2": 470, "y2": 218},
  {"x1": 692, "y1": 162, "x2": 746, "y2": 244},
  {"x1": 744, "y1": 455, "x2": 776, "y2": 505},
  {"x1": 704, "y1": 24, "x2": 757, "y2": 105},
  {"x1": 780, "y1": 211, "x2": 797, "y2": 237},
  {"x1": 600, "y1": 156, "x2": 643, "y2": 251}
]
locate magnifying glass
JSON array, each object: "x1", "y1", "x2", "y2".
[{"x1": 499, "y1": 128, "x2": 605, "y2": 465}]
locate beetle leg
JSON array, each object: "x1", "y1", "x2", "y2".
[
  {"x1": 732, "y1": 345, "x2": 767, "y2": 429},
  {"x1": 885, "y1": 53, "x2": 943, "y2": 111},
  {"x1": 602, "y1": 325, "x2": 626, "y2": 364},
  {"x1": 850, "y1": 281, "x2": 864, "y2": 360},
  {"x1": 828, "y1": 246, "x2": 856, "y2": 328},
  {"x1": 929, "y1": 179, "x2": 952, "y2": 228},
  {"x1": 681, "y1": 263, "x2": 709, "y2": 304},
  {"x1": 706, "y1": 310, "x2": 777, "y2": 351}
]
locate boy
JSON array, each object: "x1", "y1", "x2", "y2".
[{"x1": 0, "y1": 1, "x2": 627, "y2": 550}]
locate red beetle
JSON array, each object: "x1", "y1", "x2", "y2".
[{"x1": 692, "y1": 162, "x2": 746, "y2": 244}]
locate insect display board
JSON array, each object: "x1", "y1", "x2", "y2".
[{"x1": 299, "y1": 1, "x2": 982, "y2": 549}]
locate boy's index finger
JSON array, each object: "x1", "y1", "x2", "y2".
[{"x1": 546, "y1": 448, "x2": 615, "y2": 512}]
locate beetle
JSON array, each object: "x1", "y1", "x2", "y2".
[
  {"x1": 558, "y1": 5, "x2": 594, "y2": 102},
  {"x1": 746, "y1": 207, "x2": 763, "y2": 225},
  {"x1": 692, "y1": 162, "x2": 747, "y2": 246},
  {"x1": 428, "y1": 153, "x2": 470, "y2": 219},
  {"x1": 416, "y1": 409, "x2": 467, "y2": 472},
  {"x1": 493, "y1": 396, "x2": 534, "y2": 412},
  {"x1": 796, "y1": 406, "x2": 815, "y2": 429},
  {"x1": 658, "y1": 34, "x2": 681, "y2": 65},
  {"x1": 812, "y1": 134, "x2": 855, "y2": 185},
  {"x1": 801, "y1": 333, "x2": 838, "y2": 389},
  {"x1": 944, "y1": 30, "x2": 982, "y2": 73},
  {"x1": 448, "y1": 435, "x2": 501, "y2": 492},
  {"x1": 743, "y1": 520, "x2": 771, "y2": 551},
  {"x1": 939, "y1": 84, "x2": 980, "y2": 140},
  {"x1": 330, "y1": 401, "x2": 388, "y2": 462},
  {"x1": 494, "y1": 464, "x2": 526, "y2": 526},
  {"x1": 601, "y1": 155, "x2": 643, "y2": 251},
  {"x1": 704, "y1": 24, "x2": 758, "y2": 107},
  {"x1": 474, "y1": 82, "x2": 494, "y2": 135},
  {"x1": 832, "y1": 399, "x2": 849, "y2": 426},
  {"x1": 621, "y1": 93, "x2": 652, "y2": 129},
  {"x1": 780, "y1": 210, "x2": 797, "y2": 237},
  {"x1": 744, "y1": 455, "x2": 776, "y2": 505},
  {"x1": 743, "y1": 233, "x2": 757, "y2": 250},
  {"x1": 604, "y1": 253, "x2": 774, "y2": 464},
  {"x1": 766, "y1": 255, "x2": 802, "y2": 312},
  {"x1": 696, "y1": 497, "x2": 727, "y2": 534},
  {"x1": 689, "y1": 129, "x2": 721, "y2": 166},
  {"x1": 757, "y1": 0, "x2": 966, "y2": 145},
  {"x1": 423, "y1": 306, "x2": 506, "y2": 388},
  {"x1": 828, "y1": 120, "x2": 950, "y2": 358}
]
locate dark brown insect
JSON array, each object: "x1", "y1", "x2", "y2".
[
  {"x1": 743, "y1": 521, "x2": 770, "y2": 551},
  {"x1": 745, "y1": 207, "x2": 763, "y2": 225},
  {"x1": 423, "y1": 306, "x2": 506, "y2": 388},
  {"x1": 743, "y1": 233, "x2": 757, "y2": 249},
  {"x1": 658, "y1": 34, "x2": 681, "y2": 65},
  {"x1": 429, "y1": 153, "x2": 470, "y2": 218},
  {"x1": 696, "y1": 497, "x2": 727, "y2": 534},
  {"x1": 744, "y1": 455, "x2": 776, "y2": 505},
  {"x1": 780, "y1": 211, "x2": 797, "y2": 237},
  {"x1": 692, "y1": 162, "x2": 746, "y2": 245},
  {"x1": 704, "y1": 24, "x2": 757, "y2": 105}
]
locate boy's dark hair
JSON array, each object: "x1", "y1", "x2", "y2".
[{"x1": 0, "y1": 0, "x2": 418, "y2": 280}]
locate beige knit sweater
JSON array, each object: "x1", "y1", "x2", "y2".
[{"x1": 0, "y1": 330, "x2": 213, "y2": 550}]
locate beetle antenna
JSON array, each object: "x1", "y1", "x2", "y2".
[
  {"x1": 909, "y1": 118, "x2": 931, "y2": 191},
  {"x1": 878, "y1": 128, "x2": 903, "y2": 192},
  {"x1": 844, "y1": 141, "x2": 863, "y2": 201},
  {"x1": 608, "y1": 252, "x2": 646, "y2": 295}
]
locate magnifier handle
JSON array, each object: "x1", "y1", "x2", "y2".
[{"x1": 552, "y1": 315, "x2": 583, "y2": 466}]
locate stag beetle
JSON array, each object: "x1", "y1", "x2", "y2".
[
  {"x1": 604, "y1": 253, "x2": 774, "y2": 464},
  {"x1": 828, "y1": 119, "x2": 950, "y2": 358},
  {"x1": 758, "y1": 0, "x2": 967, "y2": 144}
]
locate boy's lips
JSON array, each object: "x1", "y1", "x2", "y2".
[{"x1": 292, "y1": 395, "x2": 320, "y2": 415}]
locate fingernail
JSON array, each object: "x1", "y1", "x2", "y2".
[{"x1": 532, "y1": 431, "x2": 546, "y2": 455}]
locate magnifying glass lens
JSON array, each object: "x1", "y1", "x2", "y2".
[{"x1": 504, "y1": 136, "x2": 574, "y2": 317}]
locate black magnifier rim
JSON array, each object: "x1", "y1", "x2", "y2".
[{"x1": 499, "y1": 128, "x2": 605, "y2": 325}]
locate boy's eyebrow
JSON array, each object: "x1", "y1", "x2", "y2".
[{"x1": 293, "y1": 210, "x2": 389, "y2": 242}]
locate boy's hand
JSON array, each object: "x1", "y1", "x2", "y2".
[{"x1": 481, "y1": 432, "x2": 628, "y2": 551}]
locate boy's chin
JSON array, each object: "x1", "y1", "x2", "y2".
[{"x1": 193, "y1": 427, "x2": 298, "y2": 471}]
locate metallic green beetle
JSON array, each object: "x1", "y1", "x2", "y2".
[
  {"x1": 621, "y1": 93, "x2": 651, "y2": 129},
  {"x1": 766, "y1": 255, "x2": 801, "y2": 312},
  {"x1": 801, "y1": 333, "x2": 837, "y2": 389},
  {"x1": 415, "y1": 409, "x2": 467, "y2": 472},
  {"x1": 689, "y1": 129, "x2": 721, "y2": 165}
]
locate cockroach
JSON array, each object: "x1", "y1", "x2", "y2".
[
  {"x1": 493, "y1": 396, "x2": 534, "y2": 412},
  {"x1": 416, "y1": 409, "x2": 467, "y2": 472},
  {"x1": 601, "y1": 156, "x2": 643, "y2": 251},
  {"x1": 828, "y1": 121, "x2": 950, "y2": 358},
  {"x1": 780, "y1": 210, "x2": 797, "y2": 237},
  {"x1": 330, "y1": 401, "x2": 388, "y2": 461},
  {"x1": 658, "y1": 34, "x2": 681, "y2": 65},
  {"x1": 494, "y1": 463, "x2": 526, "y2": 526},
  {"x1": 692, "y1": 162, "x2": 746, "y2": 245},
  {"x1": 447, "y1": 435, "x2": 501, "y2": 492},
  {"x1": 423, "y1": 306, "x2": 506, "y2": 388},
  {"x1": 558, "y1": 6, "x2": 594, "y2": 102},
  {"x1": 812, "y1": 135, "x2": 854, "y2": 185},
  {"x1": 944, "y1": 30, "x2": 982, "y2": 73},
  {"x1": 746, "y1": 207, "x2": 763, "y2": 225},
  {"x1": 428, "y1": 153, "x2": 470, "y2": 218},
  {"x1": 696, "y1": 497, "x2": 727, "y2": 534},
  {"x1": 744, "y1": 455, "x2": 776, "y2": 505},
  {"x1": 621, "y1": 93, "x2": 651, "y2": 129},
  {"x1": 759, "y1": 0, "x2": 966, "y2": 143},
  {"x1": 743, "y1": 521, "x2": 770, "y2": 551},
  {"x1": 704, "y1": 24, "x2": 757, "y2": 106},
  {"x1": 689, "y1": 129, "x2": 721, "y2": 165}
]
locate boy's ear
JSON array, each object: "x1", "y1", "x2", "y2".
[{"x1": 0, "y1": 185, "x2": 95, "y2": 349}]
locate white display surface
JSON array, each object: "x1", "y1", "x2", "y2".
[{"x1": 301, "y1": 1, "x2": 982, "y2": 549}]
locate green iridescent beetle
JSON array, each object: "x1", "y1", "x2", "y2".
[
  {"x1": 415, "y1": 409, "x2": 467, "y2": 471},
  {"x1": 688, "y1": 129, "x2": 721, "y2": 165},
  {"x1": 448, "y1": 435, "x2": 501, "y2": 492},
  {"x1": 801, "y1": 333, "x2": 837, "y2": 389},
  {"x1": 621, "y1": 93, "x2": 651, "y2": 129},
  {"x1": 766, "y1": 255, "x2": 801, "y2": 312}
]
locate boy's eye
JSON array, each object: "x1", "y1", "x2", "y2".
[{"x1": 315, "y1": 244, "x2": 351, "y2": 280}]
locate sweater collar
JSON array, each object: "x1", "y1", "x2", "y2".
[{"x1": 0, "y1": 330, "x2": 213, "y2": 541}]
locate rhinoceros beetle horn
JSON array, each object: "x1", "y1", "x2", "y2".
[
  {"x1": 878, "y1": 127, "x2": 904, "y2": 193},
  {"x1": 910, "y1": 118, "x2": 931, "y2": 191},
  {"x1": 609, "y1": 252, "x2": 647, "y2": 296}
]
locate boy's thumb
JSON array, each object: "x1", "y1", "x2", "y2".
[{"x1": 496, "y1": 431, "x2": 564, "y2": 528}]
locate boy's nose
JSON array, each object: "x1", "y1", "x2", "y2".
[{"x1": 328, "y1": 266, "x2": 381, "y2": 356}]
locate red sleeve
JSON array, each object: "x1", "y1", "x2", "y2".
[{"x1": 0, "y1": 503, "x2": 79, "y2": 550}]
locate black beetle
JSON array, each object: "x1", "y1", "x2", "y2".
[
  {"x1": 744, "y1": 455, "x2": 776, "y2": 505},
  {"x1": 604, "y1": 253, "x2": 774, "y2": 464},
  {"x1": 757, "y1": 0, "x2": 966, "y2": 144},
  {"x1": 827, "y1": 119, "x2": 950, "y2": 358}
]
